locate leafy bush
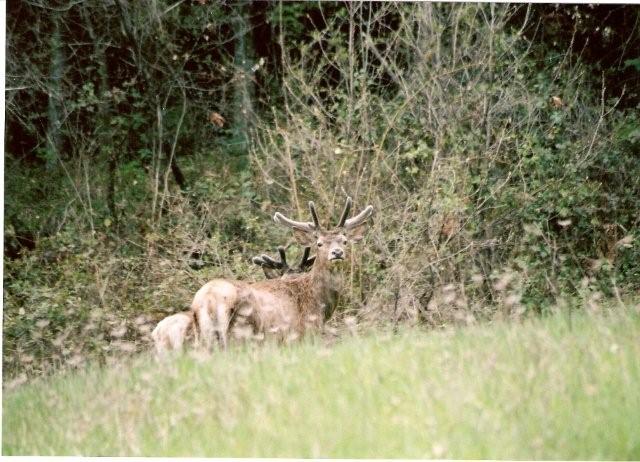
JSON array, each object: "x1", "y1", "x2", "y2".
[{"x1": 4, "y1": 3, "x2": 638, "y2": 379}]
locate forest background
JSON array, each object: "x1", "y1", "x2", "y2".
[{"x1": 4, "y1": 1, "x2": 640, "y2": 381}]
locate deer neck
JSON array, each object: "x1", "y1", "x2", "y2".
[{"x1": 307, "y1": 255, "x2": 341, "y2": 308}]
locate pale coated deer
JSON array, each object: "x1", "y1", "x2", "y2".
[
  {"x1": 191, "y1": 197, "x2": 373, "y2": 349},
  {"x1": 151, "y1": 310, "x2": 198, "y2": 357},
  {"x1": 151, "y1": 246, "x2": 314, "y2": 356}
]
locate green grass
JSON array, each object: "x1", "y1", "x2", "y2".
[{"x1": 3, "y1": 306, "x2": 640, "y2": 458}]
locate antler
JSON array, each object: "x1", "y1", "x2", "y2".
[
  {"x1": 344, "y1": 205, "x2": 374, "y2": 229},
  {"x1": 339, "y1": 196, "x2": 373, "y2": 230},
  {"x1": 309, "y1": 201, "x2": 321, "y2": 229},
  {"x1": 252, "y1": 246, "x2": 287, "y2": 270},
  {"x1": 251, "y1": 255, "x2": 279, "y2": 269},
  {"x1": 274, "y1": 196, "x2": 372, "y2": 232},
  {"x1": 337, "y1": 196, "x2": 352, "y2": 227},
  {"x1": 298, "y1": 246, "x2": 316, "y2": 271},
  {"x1": 278, "y1": 246, "x2": 288, "y2": 266},
  {"x1": 252, "y1": 246, "x2": 315, "y2": 277},
  {"x1": 273, "y1": 201, "x2": 320, "y2": 232}
]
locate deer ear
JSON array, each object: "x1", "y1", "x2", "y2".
[
  {"x1": 292, "y1": 227, "x2": 315, "y2": 246},
  {"x1": 346, "y1": 223, "x2": 368, "y2": 242}
]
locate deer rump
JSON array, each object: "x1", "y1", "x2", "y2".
[
  {"x1": 151, "y1": 311, "x2": 199, "y2": 355},
  {"x1": 151, "y1": 246, "x2": 313, "y2": 356},
  {"x1": 192, "y1": 274, "x2": 326, "y2": 346}
]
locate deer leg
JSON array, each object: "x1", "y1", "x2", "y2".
[
  {"x1": 195, "y1": 302, "x2": 216, "y2": 351},
  {"x1": 215, "y1": 303, "x2": 230, "y2": 350},
  {"x1": 151, "y1": 328, "x2": 166, "y2": 358},
  {"x1": 170, "y1": 326, "x2": 185, "y2": 351},
  {"x1": 190, "y1": 316, "x2": 200, "y2": 349}
]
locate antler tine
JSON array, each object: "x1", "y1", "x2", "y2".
[
  {"x1": 277, "y1": 246, "x2": 288, "y2": 266},
  {"x1": 299, "y1": 246, "x2": 310, "y2": 266},
  {"x1": 344, "y1": 204, "x2": 374, "y2": 229},
  {"x1": 337, "y1": 196, "x2": 353, "y2": 227},
  {"x1": 302, "y1": 246, "x2": 310, "y2": 260},
  {"x1": 251, "y1": 255, "x2": 266, "y2": 266},
  {"x1": 308, "y1": 201, "x2": 321, "y2": 229},
  {"x1": 260, "y1": 253, "x2": 285, "y2": 269},
  {"x1": 304, "y1": 255, "x2": 316, "y2": 268},
  {"x1": 299, "y1": 247, "x2": 316, "y2": 271},
  {"x1": 273, "y1": 212, "x2": 315, "y2": 232}
]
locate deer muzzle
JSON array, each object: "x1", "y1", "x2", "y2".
[{"x1": 329, "y1": 248, "x2": 345, "y2": 261}]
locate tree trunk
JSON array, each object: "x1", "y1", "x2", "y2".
[
  {"x1": 46, "y1": 12, "x2": 64, "y2": 169},
  {"x1": 231, "y1": 4, "x2": 255, "y2": 152}
]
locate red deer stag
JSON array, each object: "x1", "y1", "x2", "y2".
[
  {"x1": 151, "y1": 246, "x2": 314, "y2": 356},
  {"x1": 191, "y1": 197, "x2": 373, "y2": 349}
]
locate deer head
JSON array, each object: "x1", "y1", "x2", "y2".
[
  {"x1": 273, "y1": 197, "x2": 373, "y2": 266},
  {"x1": 251, "y1": 246, "x2": 315, "y2": 279}
]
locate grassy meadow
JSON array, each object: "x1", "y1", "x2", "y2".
[{"x1": 3, "y1": 305, "x2": 640, "y2": 458}]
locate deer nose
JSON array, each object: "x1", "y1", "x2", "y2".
[{"x1": 331, "y1": 248, "x2": 344, "y2": 259}]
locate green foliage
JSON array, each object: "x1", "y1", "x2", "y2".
[
  {"x1": 4, "y1": 2, "x2": 639, "y2": 379},
  {"x1": 2, "y1": 148, "x2": 284, "y2": 378}
]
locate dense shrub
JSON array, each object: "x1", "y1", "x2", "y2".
[
  {"x1": 250, "y1": 3, "x2": 639, "y2": 323},
  {"x1": 4, "y1": 3, "x2": 639, "y2": 379}
]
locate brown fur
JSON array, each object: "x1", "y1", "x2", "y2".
[
  {"x1": 151, "y1": 247, "x2": 316, "y2": 355},
  {"x1": 192, "y1": 230, "x2": 362, "y2": 349}
]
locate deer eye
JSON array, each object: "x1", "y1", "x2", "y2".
[{"x1": 317, "y1": 242, "x2": 323, "y2": 247}]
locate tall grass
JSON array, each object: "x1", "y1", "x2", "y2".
[{"x1": 3, "y1": 306, "x2": 640, "y2": 458}]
